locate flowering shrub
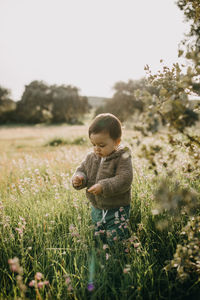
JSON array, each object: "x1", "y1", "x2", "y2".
[{"x1": 165, "y1": 216, "x2": 200, "y2": 282}]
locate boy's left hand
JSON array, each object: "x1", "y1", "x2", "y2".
[{"x1": 88, "y1": 183, "x2": 102, "y2": 195}]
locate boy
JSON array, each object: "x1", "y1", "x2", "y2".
[{"x1": 72, "y1": 113, "x2": 133, "y2": 245}]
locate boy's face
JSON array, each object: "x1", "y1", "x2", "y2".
[{"x1": 90, "y1": 132, "x2": 121, "y2": 157}]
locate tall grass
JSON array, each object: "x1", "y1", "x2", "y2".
[{"x1": 0, "y1": 127, "x2": 199, "y2": 299}]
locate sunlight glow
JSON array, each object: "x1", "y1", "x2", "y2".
[{"x1": 0, "y1": 0, "x2": 189, "y2": 100}]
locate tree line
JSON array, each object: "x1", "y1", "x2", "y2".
[
  {"x1": 1, "y1": 0, "x2": 199, "y2": 126},
  {"x1": 0, "y1": 77, "x2": 169, "y2": 125},
  {"x1": 0, "y1": 81, "x2": 90, "y2": 124}
]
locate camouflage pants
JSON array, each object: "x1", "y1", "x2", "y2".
[{"x1": 91, "y1": 205, "x2": 131, "y2": 246}]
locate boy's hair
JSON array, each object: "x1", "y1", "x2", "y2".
[{"x1": 89, "y1": 113, "x2": 122, "y2": 140}]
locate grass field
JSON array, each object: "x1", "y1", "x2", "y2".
[{"x1": 0, "y1": 124, "x2": 199, "y2": 300}]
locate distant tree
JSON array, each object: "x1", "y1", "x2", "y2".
[
  {"x1": 0, "y1": 86, "x2": 16, "y2": 123},
  {"x1": 95, "y1": 78, "x2": 160, "y2": 121},
  {"x1": 15, "y1": 81, "x2": 53, "y2": 123},
  {"x1": 0, "y1": 86, "x2": 11, "y2": 101},
  {"x1": 51, "y1": 85, "x2": 89, "y2": 123},
  {"x1": 15, "y1": 81, "x2": 89, "y2": 124}
]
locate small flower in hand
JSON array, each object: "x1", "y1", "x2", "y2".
[
  {"x1": 72, "y1": 175, "x2": 84, "y2": 187},
  {"x1": 88, "y1": 184, "x2": 102, "y2": 195}
]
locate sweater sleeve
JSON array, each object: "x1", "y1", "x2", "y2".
[
  {"x1": 98, "y1": 152, "x2": 133, "y2": 197},
  {"x1": 71, "y1": 154, "x2": 90, "y2": 190}
]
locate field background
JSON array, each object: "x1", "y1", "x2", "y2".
[{"x1": 0, "y1": 121, "x2": 199, "y2": 300}]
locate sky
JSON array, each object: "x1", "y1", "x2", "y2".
[{"x1": 0, "y1": 0, "x2": 189, "y2": 100}]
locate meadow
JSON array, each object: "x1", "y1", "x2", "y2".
[{"x1": 0, "y1": 123, "x2": 199, "y2": 300}]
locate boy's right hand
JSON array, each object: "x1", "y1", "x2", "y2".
[{"x1": 72, "y1": 175, "x2": 84, "y2": 187}]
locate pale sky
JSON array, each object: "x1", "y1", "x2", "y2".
[{"x1": 0, "y1": 0, "x2": 189, "y2": 100}]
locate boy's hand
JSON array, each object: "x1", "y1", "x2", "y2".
[
  {"x1": 88, "y1": 184, "x2": 102, "y2": 195},
  {"x1": 72, "y1": 175, "x2": 84, "y2": 187}
]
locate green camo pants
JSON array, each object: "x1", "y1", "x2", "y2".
[{"x1": 91, "y1": 205, "x2": 130, "y2": 246}]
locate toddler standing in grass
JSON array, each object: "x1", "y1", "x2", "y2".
[{"x1": 72, "y1": 113, "x2": 133, "y2": 246}]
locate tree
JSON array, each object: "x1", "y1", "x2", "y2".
[
  {"x1": 133, "y1": 2, "x2": 200, "y2": 286},
  {"x1": 95, "y1": 78, "x2": 160, "y2": 121},
  {"x1": 15, "y1": 81, "x2": 89, "y2": 124},
  {"x1": 0, "y1": 86, "x2": 16, "y2": 123},
  {"x1": 0, "y1": 86, "x2": 11, "y2": 101},
  {"x1": 15, "y1": 81, "x2": 54, "y2": 123},
  {"x1": 177, "y1": 0, "x2": 200, "y2": 48},
  {"x1": 176, "y1": 0, "x2": 200, "y2": 96},
  {"x1": 51, "y1": 85, "x2": 89, "y2": 123}
]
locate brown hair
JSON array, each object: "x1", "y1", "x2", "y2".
[{"x1": 89, "y1": 113, "x2": 122, "y2": 140}]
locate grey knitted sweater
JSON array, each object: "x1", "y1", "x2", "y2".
[{"x1": 72, "y1": 146, "x2": 133, "y2": 209}]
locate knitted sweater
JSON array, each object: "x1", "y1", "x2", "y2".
[{"x1": 72, "y1": 146, "x2": 133, "y2": 209}]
